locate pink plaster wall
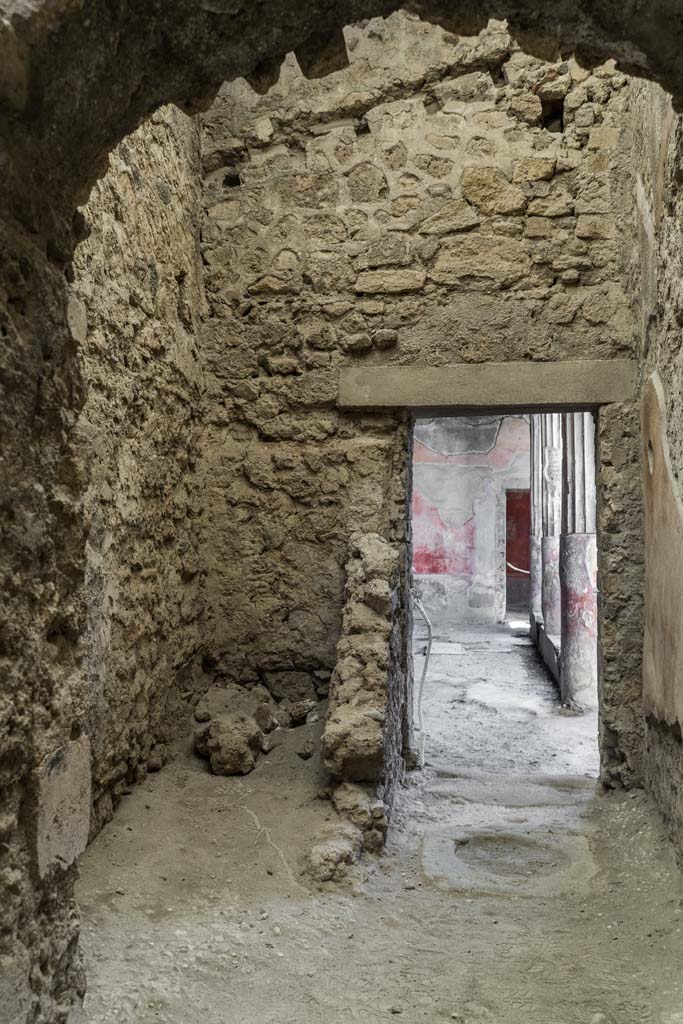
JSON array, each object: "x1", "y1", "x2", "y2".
[{"x1": 412, "y1": 416, "x2": 530, "y2": 624}]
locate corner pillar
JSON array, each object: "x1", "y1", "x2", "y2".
[
  {"x1": 529, "y1": 415, "x2": 543, "y2": 636},
  {"x1": 541, "y1": 413, "x2": 562, "y2": 637},
  {"x1": 560, "y1": 412, "x2": 598, "y2": 707}
]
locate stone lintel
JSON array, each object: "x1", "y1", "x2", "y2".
[{"x1": 338, "y1": 360, "x2": 636, "y2": 411}]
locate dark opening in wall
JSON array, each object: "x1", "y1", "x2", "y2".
[
  {"x1": 541, "y1": 97, "x2": 564, "y2": 132},
  {"x1": 223, "y1": 169, "x2": 242, "y2": 187}
]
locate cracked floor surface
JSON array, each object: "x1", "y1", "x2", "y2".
[{"x1": 75, "y1": 623, "x2": 683, "y2": 1023}]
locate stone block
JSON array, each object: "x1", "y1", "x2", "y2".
[
  {"x1": 575, "y1": 215, "x2": 615, "y2": 240},
  {"x1": 528, "y1": 192, "x2": 573, "y2": 218},
  {"x1": 287, "y1": 698, "x2": 318, "y2": 724},
  {"x1": 372, "y1": 328, "x2": 398, "y2": 350},
  {"x1": 574, "y1": 105, "x2": 596, "y2": 129},
  {"x1": 351, "y1": 533, "x2": 397, "y2": 580},
  {"x1": 461, "y1": 166, "x2": 526, "y2": 215},
  {"x1": 338, "y1": 360, "x2": 637, "y2": 410},
  {"x1": 66, "y1": 294, "x2": 87, "y2": 344},
  {"x1": 508, "y1": 93, "x2": 543, "y2": 125},
  {"x1": 414, "y1": 153, "x2": 454, "y2": 178},
  {"x1": 354, "y1": 269, "x2": 426, "y2": 293},
  {"x1": 524, "y1": 216, "x2": 552, "y2": 238},
  {"x1": 588, "y1": 125, "x2": 620, "y2": 150},
  {"x1": 536, "y1": 73, "x2": 571, "y2": 101},
  {"x1": 346, "y1": 161, "x2": 388, "y2": 202},
  {"x1": 195, "y1": 715, "x2": 263, "y2": 775},
  {"x1": 35, "y1": 737, "x2": 91, "y2": 877},
  {"x1": 353, "y1": 234, "x2": 411, "y2": 270},
  {"x1": 307, "y1": 822, "x2": 364, "y2": 881},
  {"x1": 341, "y1": 332, "x2": 373, "y2": 353},
  {"x1": 323, "y1": 707, "x2": 384, "y2": 781},
  {"x1": 430, "y1": 234, "x2": 531, "y2": 288},
  {"x1": 513, "y1": 157, "x2": 556, "y2": 183},
  {"x1": 253, "y1": 115, "x2": 274, "y2": 142},
  {"x1": 418, "y1": 199, "x2": 480, "y2": 235},
  {"x1": 546, "y1": 291, "x2": 582, "y2": 324}
]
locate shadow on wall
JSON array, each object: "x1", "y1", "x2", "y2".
[{"x1": 411, "y1": 415, "x2": 530, "y2": 632}]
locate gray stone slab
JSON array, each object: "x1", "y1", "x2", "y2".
[{"x1": 338, "y1": 359, "x2": 636, "y2": 411}]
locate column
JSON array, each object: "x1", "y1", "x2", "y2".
[
  {"x1": 529, "y1": 415, "x2": 543, "y2": 635},
  {"x1": 560, "y1": 411, "x2": 598, "y2": 707},
  {"x1": 541, "y1": 413, "x2": 562, "y2": 637}
]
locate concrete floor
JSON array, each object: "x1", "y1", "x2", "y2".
[{"x1": 75, "y1": 624, "x2": 683, "y2": 1023}]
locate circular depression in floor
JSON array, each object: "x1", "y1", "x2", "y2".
[{"x1": 454, "y1": 833, "x2": 569, "y2": 879}]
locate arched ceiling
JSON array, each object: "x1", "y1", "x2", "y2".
[{"x1": 1, "y1": 0, "x2": 681, "y2": 212}]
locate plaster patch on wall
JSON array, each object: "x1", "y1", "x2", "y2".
[
  {"x1": 642, "y1": 372, "x2": 683, "y2": 727},
  {"x1": 35, "y1": 737, "x2": 92, "y2": 878}
]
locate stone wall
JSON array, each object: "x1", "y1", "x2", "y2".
[
  {"x1": 0, "y1": 105, "x2": 206, "y2": 1021},
  {"x1": 198, "y1": 14, "x2": 637, "y2": 783},
  {"x1": 625, "y1": 79, "x2": 683, "y2": 840},
  {"x1": 71, "y1": 106, "x2": 208, "y2": 835},
  {"x1": 323, "y1": 533, "x2": 408, "y2": 816},
  {"x1": 0, "y1": 4, "x2": 681, "y2": 1020},
  {"x1": 412, "y1": 415, "x2": 530, "y2": 629}
]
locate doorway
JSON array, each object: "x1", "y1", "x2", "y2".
[{"x1": 409, "y1": 411, "x2": 599, "y2": 779}]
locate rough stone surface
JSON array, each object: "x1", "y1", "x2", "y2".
[
  {"x1": 461, "y1": 166, "x2": 527, "y2": 215},
  {"x1": 199, "y1": 17, "x2": 633, "y2": 729},
  {"x1": 35, "y1": 738, "x2": 92, "y2": 879},
  {"x1": 332, "y1": 781, "x2": 388, "y2": 850},
  {"x1": 73, "y1": 106, "x2": 208, "y2": 835},
  {"x1": 0, "y1": 104, "x2": 206, "y2": 1023},
  {"x1": 195, "y1": 714, "x2": 263, "y2": 775},
  {"x1": 306, "y1": 821, "x2": 364, "y2": 881},
  {"x1": 322, "y1": 532, "x2": 408, "y2": 818},
  {"x1": 605, "y1": 78, "x2": 683, "y2": 806},
  {"x1": 1, "y1": 6, "x2": 682, "y2": 1017}
]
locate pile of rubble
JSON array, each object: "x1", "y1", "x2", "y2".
[{"x1": 193, "y1": 671, "x2": 327, "y2": 776}]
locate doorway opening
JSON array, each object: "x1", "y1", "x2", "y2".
[
  {"x1": 505, "y1": 488, "x2": 531, "y2": 614},
  {"x1": 409, "y1": 411, "x2": 599, "y2": 782}
]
